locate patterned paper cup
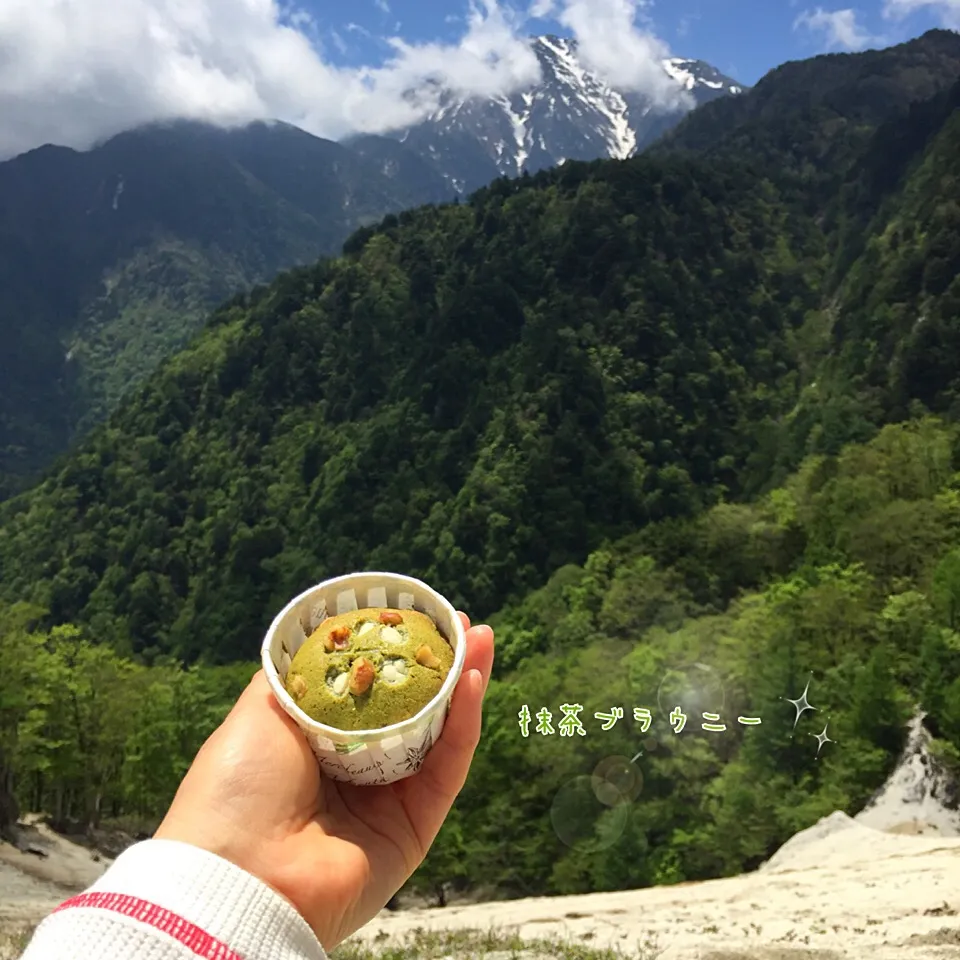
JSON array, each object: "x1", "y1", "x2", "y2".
[{"x1": 261, "y1": 571, "x2": 467, "y2": 785}]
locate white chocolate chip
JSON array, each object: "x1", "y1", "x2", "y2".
[
  {"x1": 357, "y1": 621, "x2": 376, "y2": 637},
  {"x1": 380, "y1": 626, "x2": 402, "y2": 644},
  {"x1": 333, "y1": 673, "x2": 349, "y2": 696},
  {"x1": 381, "y1": 659, "x2": 408, "y2": 685}
]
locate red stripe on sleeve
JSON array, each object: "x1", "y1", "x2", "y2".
[{"x1": 53, "y1": 892, "x2": 245, "y2": 960}]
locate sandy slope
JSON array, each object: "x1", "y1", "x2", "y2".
[
  {"x1": 5, "y1": 815, "x2": 960, "y2": 959},
  {"x1": 355, "y1": 813, "x2": 960, "y2": 959},
  {"x1": 354, "y1": 716, "x2": 960, "y2": 959},
  {"x1": 3, "y1": 715, "x2": 958, "y2": 959},
  {"x1": 0, "y1": 819, "x2": 109, "y2": 954}
]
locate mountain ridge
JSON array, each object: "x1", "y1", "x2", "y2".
[{"x1": 0, "y1": 120, "x2": 455, "y2": 498}]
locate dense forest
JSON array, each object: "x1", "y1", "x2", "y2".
[
  {"x1": 3, "y1": 418, "x2": 959, "y2": 896},
  {"x1": 0, "y1": 30, "x2": 959, "y2": 901},
  {"x1": 0, "y1": 121, "x2": 452, "y2": 500}
]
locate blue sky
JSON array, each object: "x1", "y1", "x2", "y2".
[
  {"x1": 1, "y1": 0, "x2": 956, "y2": 161},
  {"x1": 308, "y1": 0, "x2": 955, "y2": 86}
]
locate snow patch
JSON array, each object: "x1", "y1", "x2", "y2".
[
  {"x1": 537, "y1": 30, "x2": 637, "y2": 159},
  {"x1": 597, "y1": 87, "x2": 636, "y2": 159},
  {"x1": 498, "y1": 94, "x2": 531, "y2": 174},
  {"x1": 441, "y1": 173, "x2": 467, "y2": 194},
  {"x1": 393, "y1": 37, "x2": 740, "y2": 181},
  {"x1": 537, "y1": 34, "x2": 569, "y2": 60},
  {"x1": 662, "y1": 59, "x2": 696, "y2": 90}
]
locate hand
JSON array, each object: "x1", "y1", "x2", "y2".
[{"x1": 154, "y1": 613, "x2": 494, "y2": 952}]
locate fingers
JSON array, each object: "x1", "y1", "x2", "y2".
[
  {"x1": 222, "y1": 669, "x2": 304, "y2": 743},
  {"x1": 457, "y1": 611, "x2": 493, "y2": 691},
  {"x1": 231, "y1": 670, "x2": 278, "y2": 718},
  {"x1": 434, "y1": 624, "x2": 494, "y2": 759},
  {"x1": 462, "y1": 624, "x2": 495, "y2": 694},
  {"x1": 408, "y1": 666, "x2": 485, "y2": 813},
  {"x1": 402, "y1": 623, "x2": 494, "y2": 810},
  {"x1": 437, "y1": 668, "x2": 485, "y2": 757}
]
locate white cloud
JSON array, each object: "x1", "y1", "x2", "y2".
[
  {"x1": 374, "y1": 0, "x2": 390, "y2": 13},
  {"x1": 556, "y1": 0, "x2": 690, "y2": 107},
  {"x1": 369, "y1": 1, "x2": 543, "y2": 113},
  {"x1": 345, "y1": 22, "x2": 374, "y2": 38},
  {"x1": 882, "y1": 0, "x2": 960, "y2": 28},
  {"x1": 793, "y1": 7, "x2": 879, "y2": 50},
  {"x1": 528, "y1": 0, "x2": 557, "y2": 17},
  {"x1": 0, "y1": 0, "x2": 684, "y2": 161}
]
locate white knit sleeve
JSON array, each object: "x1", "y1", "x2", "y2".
[{"x1": 19, "y1": 839, "x2": 328, "y2": 960}]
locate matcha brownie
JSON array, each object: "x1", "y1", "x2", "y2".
[{"x1": 284, "y1": 607, "x2": 454, "y2": 731}]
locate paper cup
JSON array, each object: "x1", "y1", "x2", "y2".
[{"x1": 261, "y1": 571, "x2": 467, "y2": 785}]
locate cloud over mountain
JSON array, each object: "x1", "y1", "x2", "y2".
[{"x1": 0, "y1": 0, "x2": 679, "y2": 160}]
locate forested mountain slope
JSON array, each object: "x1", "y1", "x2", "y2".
[
  {"x1": 1, "y1": 32, "x2": 960, "y2": 894},
  {"x1": 0, "y1": 120, "x2": 451, "y2": 499},
  {"x1": 0, "y1": 155, "x2": 820, "y2": 661},
  {"x1": 829, "y1": 81, "x2": 960, "y2": 419},
  {"x1": 3, "y1": 32, "x2": 953, "y2": 504},
  {"x1": 0, "y1": 33, "x2": 958, "y2": 665},
  {"x1": 659, "y1": 28, "x2": 960, "y2": 176},
  {"x1": 4, "y1": 418, "x2": 960, "y2": 894}
]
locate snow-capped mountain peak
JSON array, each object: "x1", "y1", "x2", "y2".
[{"x1": 365, "y1": 35, "x2": 744, "y2": 196}]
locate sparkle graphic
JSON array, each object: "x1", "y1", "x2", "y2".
[
  {"x1": 811, "y1": 722, "x2": 834, "y2": 758},
  {"x1": 781, "y1": 674, "x2": 817, "y2": 731},
  {"x1": 630, "y1": 750, "x2": 643, "y2": 763}
]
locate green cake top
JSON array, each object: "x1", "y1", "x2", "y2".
[{"x1": 284, "y1": 607, "x2": 454, "y2": 731}]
